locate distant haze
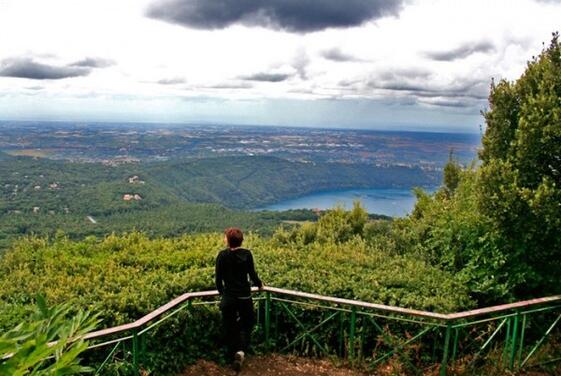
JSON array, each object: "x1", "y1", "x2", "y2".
[{"x1": 1, "y1": 0, "x2": 560, "y2": 132}]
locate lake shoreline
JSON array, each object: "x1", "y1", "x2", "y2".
[{"x1": 255, "y1": 187, "x2": 438, "y2": 217}]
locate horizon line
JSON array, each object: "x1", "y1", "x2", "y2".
[{"x1": 0, "y1": 118, "x2": 482, "y2": 136}]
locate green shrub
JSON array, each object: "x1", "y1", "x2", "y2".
[
  {"x1": 0, "y1": 208, "x2": 472, "y2": 374},
  {"x1": 0, "y1": 296, "x2": 98, "y2": 375}
]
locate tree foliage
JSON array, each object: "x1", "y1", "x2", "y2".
[
  {"x1": 0, "y1": 296, "x2": 98, "y2": 375},
  {"x1": 478, "y1": 32, "x2": 561, "y2": 295},
  {"x1": 391, "y1": 33, "x2": 561, "y2": 302},
  {"x1": 443, "y1": 151, "x2": 462, "y2": 196}
]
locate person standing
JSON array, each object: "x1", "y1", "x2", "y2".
[{"x1": 215, "y1": 227, "x2": 263, "y2": 372}]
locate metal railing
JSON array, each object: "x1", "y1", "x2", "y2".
[{"x1": 83, "y1": 286, "x2": 561, "y2": 375}]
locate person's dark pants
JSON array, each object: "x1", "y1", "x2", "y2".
[{"x1": 220, "y1": 295, "x2": 255, "y2": 360}]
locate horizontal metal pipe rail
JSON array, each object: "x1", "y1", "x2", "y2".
[
  {"x1": 77, "y1": 287, "x2": 561, "y2": 375},
  {"x1": 83, "y1": 287, "x2": 561, "y2": 342}
]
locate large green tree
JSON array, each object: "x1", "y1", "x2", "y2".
[
  {"x1": 393, "y1": 33, "x2": 561, "y2": 303},
  {"x1": 478, "y1": 32, "x2": 561, "y2": 295}
]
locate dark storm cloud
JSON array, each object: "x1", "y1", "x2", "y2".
[
  {"x1": 376, "y1": 80, "x2": 488, "y2": 101},
  {"x1": 378, "y1": 82, "x2": 428, "y2": 92},
  {"x1": 241, "y1": 72, "x2": 292, "y2": 82},
  {"x1": 70, "y1": 57, "x2": 115, "y2": 68},
  {"x1": 369, "y1": 68, "x2": 488, "y2": 101},
  {"x1": 423, "y1": 41, "x2": 496, "y2": 61},
  {"x1": 359, "y1": 72, "x2": 489, "y2": 108},
  {"x1": 0, "y1": 58, "x2": 91, "y2": 80},
  {"x1": 312, "y1": 60, "x2": 429, "y2": 94},
  {"x1": 146, "y1": 0, "x2": 405, "y2": 33},
  {"x1": 321, "y1": 48, "x2": 364, "y2": 62}
]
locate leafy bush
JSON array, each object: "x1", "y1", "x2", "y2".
[
  {"x1": 0, "y1": 206, "x2": 472, "y2": 374},
  {"x1": 0, "y1": 295, "x2": 98, "y2": 375},
  {"x1": 390, "y1": 169, "x2": 510, "y2": 304}
]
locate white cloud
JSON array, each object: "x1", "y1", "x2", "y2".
[{"x1": 0, "y1": 0, "x2": 560, "y2": 130}]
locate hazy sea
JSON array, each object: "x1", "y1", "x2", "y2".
[{"x1": 259, "y1": 187, "x2": 437, "y2": 217}]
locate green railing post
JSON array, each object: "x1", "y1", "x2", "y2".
[
  {"x1": 431, "y1": 332, "x2": 438, "y2": 362},
  {"x1": 440, "y1": 322, "x2": 452, "y2": 376},
  {"x1": 274, "y1": 300, "x2": 279, "y2": 344},
  {"x1": 257, "y1": 297, "x2": 261, "y2": 327},
  {"x1": 451, "y1": 327, "x2": 459, "y2": 362},
  {"x1": 132, "y1": 329, "x2": 139, "y2": 375},
  {"x1": 509, "y1": 312, "x2": 520, "y2": 369},
  {"x1": 349, "y1": 306, "x2": 357, "y2": 362},
  {"x1": 140, "y1": 333, "x2": 147, "y2": 367},
  {"x1": 503, "y1": 317, "x2": 511, "y2": 365},
  {"x1": 517, "y1": 314, "x2": 527, "y2": 367},
  {"x1": 121, "y1": 340, "x2": 127, "y2": 359},
  {"x1": 265, "y1": 291, "x2": 271, "y2": 351},
  {"x1": 339, "y1": 310, "x2": 344, "y2": 357},
  {"x1": 359, "y1": 317, "x2": 365, "y2": 360}
]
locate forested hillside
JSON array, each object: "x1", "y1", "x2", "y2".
[
  {"x1": 144, "y1": 156, "x2": 437, "y2": 208},
  {"x1": 0, "y1": 154, "x2": 422, "y2": 248}
]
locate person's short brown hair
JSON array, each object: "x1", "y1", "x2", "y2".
[{"x1": 225, "y1": 227, "x2": 243, "y2": 248}]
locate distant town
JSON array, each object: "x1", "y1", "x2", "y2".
[{"x1": 0, "y1": 121, "x2": 480, "y2": 169}]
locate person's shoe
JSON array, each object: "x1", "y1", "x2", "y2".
[{"x1": 233, "y1": 351, "x2": 245, "y2": 372}]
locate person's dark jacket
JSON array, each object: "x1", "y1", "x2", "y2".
[{"x1": 215, "y1": 248, "x2": 262, "y2": 298}]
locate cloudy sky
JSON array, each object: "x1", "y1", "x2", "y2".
[{"x1": 0, "y1": 0, "x2": 560, "y2": 132}]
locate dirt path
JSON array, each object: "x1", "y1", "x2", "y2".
[
  {"x1": 179, "y1": 354, "x2": 561, "y2": 376},
  {"x1": 179, "y1": 354, "x2": 369, "y2": 376}
]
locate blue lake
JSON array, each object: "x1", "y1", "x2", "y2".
[{"x1": 258, "y1": 188, "x2": 436, "y2": 217}]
